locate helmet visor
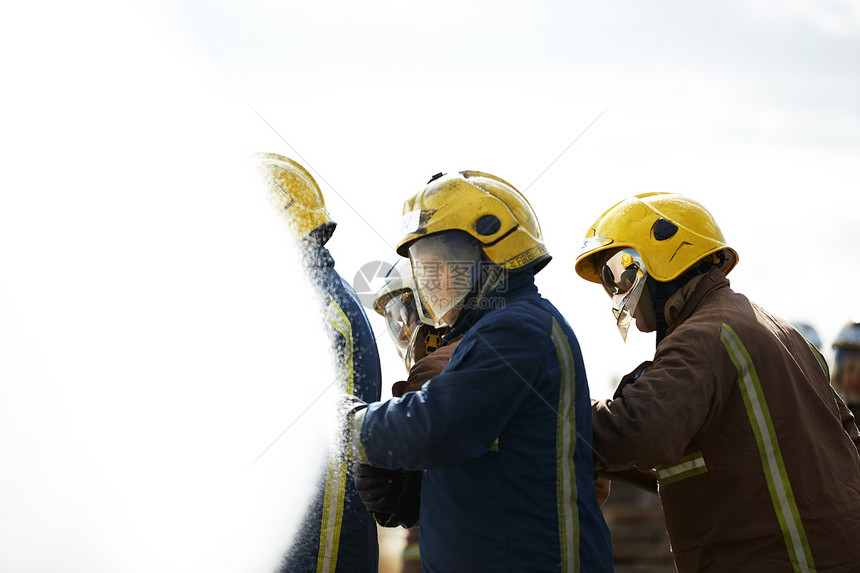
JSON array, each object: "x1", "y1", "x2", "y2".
[
  {"x1": 383, "y1": 292, "x2": 421, "y2": 365},
  {"x1": 600, "y1": 248, "x2": 648, "y2": 341},
  {"x1": 408, "y1": 231, "x2": 482, "y2": 327}
]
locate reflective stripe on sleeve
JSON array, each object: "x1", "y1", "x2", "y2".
[
  {"x1": 720, "y1": 323, "x2": 816, "y2": 573},
  {"x1": 313, "y1": 299, "x2": 355, "y2": 572},
  {"x1": 317, "y1": 450, "x2": 348, "y2": 573},
  {"x1": 326, "y1": 298, "x2": 355, "y2": 394},
  {"x1": 551, "y1": 319, "x2": 579, "y2": 573},
  {"x1": 656, "y1": 451, "x2": 707, "y2": 485},
  {"x1": 349, "y1": 409, "x2": 369, "y2": 464},
  {"x1": 806, "y1": 341, "x2": 830, "y2": 381}
]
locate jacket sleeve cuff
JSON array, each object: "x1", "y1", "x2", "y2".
[{"x1": 349, "y1": 408, "x2": 370, "y2": 464}]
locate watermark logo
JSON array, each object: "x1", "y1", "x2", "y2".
[
  {"x1": 352, "y1": 260, "x2": 400, "y2": 310},
  {"x1": 352, "y1": 259, "x2": 509, "y2": 314},
  {"x1": 411, "y1": 260, "x2": 480, "y2": 293}
]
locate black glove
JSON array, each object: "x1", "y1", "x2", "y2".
[{"x1": 353, "y1": 463, "x2": 421, "y2": 528}]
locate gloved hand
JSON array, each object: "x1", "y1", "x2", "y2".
[
  {"x1": 354, "y1": 463, "x2": 421, "y2": 528},
  {"x1": 354, "y1": 464, "x2": 403, "y2": 513}
]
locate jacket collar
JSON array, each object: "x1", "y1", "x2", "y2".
[
  {"x1": 666, "y1": 266, "x2": 730, "y2": 336},
  {"x1": 444, "y1": 270, "x2": 537, "y2": 341}
]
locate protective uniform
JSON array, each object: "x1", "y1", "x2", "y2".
[
  {"x1": 576, "y1": 192, "x2": 860, "y2": 573},
  {"x1": 254, "y1": 153, "x2": 382, "y2": 573},
  {"x1": 349, "y1": 171, "x2": 613, "y2": 573},
  {"x1": 284, "y1": 239, "x2": 383, "y2": 573}
]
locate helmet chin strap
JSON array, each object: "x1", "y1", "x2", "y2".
[
  {"x1": 646, "y1": 278, "x2": 672, "y2": 347},
  {"x1": 475, "y1": 262, "x2": 506, "y2": 303}
]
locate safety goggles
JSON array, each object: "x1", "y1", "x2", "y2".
[
  {"x1": 599, "y1": 248, "x2": 648, "y2": 341},
  {"x1": 384, "y1": 292, "x2": 421, "y2": 360}
]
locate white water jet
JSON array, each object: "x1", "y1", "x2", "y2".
[{"x1": 0, "y1": 2, "x2": 338, "y2": 571}]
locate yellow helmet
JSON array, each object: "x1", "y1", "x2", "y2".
[
  {"x1": 575, "y1": 192, "x2": 738, "y2": 284},
  {"x1": 396, "y1": 171, "x2": 550, "y2": 273},
  {"x1": 253, "y1": 152, "x2": 335, "y2": 244}
]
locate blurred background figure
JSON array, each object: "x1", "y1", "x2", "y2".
[
  {"x1": 254, "y1": 153, "x2": 382, "y2": 573},
  {"x1": 833, "y1": 322, "x2": 860, "y2": 419},
  {"x1": 791, "y1": 321, "x2": 823, "y2": 350}
]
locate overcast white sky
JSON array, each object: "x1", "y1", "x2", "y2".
[
  {"x1": 174, "y1": 0, "x2": 860, "y2": 388},
  {"x1": 1, "y1": 1, "x2": 859, "y2": 570}
]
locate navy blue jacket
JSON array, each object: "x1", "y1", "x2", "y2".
[
  {"x1": 281, "y1": 243, "x2": 382, "y2": 573},
  {"x1": 357, "y1": 272, "x2": 613, "y2": 573}
]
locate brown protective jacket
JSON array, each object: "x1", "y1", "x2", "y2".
[
  {"x1": 392, "y1": 336, "x2": 462, "y2": 397},
  {"x1": 593, "y1": 267, "x2": 860, "y2": 572}
]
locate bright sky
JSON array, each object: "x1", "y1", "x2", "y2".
[
  {"x1": 184, "y1": 0, "x2": 860, "y2": 391},
  {"x1": 1, "y1": 1, "x2": 858, "y2": 570}
]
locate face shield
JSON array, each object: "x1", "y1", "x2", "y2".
[
  {"x1": 599, "y1": 248, "x2": 649, "y2": 341},
  {"x1": 408, "y1": 231, "x2": 483, "y2": 328},
  {"x1": 382, "y1": 290, "x2": 448, "y2": 371},
  {"x1": 383, "y1": 291, "x2": 422, "y2": 368}
]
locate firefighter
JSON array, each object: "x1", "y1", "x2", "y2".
[
  {"x1": 344, "y1": 171, "x2": 613, "y2": 573},
  {"x1": 254, "y1": 153, "x2": 382, "y2": 573},
  {"x1": 575, "y1": 192, "x2": 860, "y2": 572},
  {"x1": 833, "y1": 322, "x2": 860, "y2": 419}
]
